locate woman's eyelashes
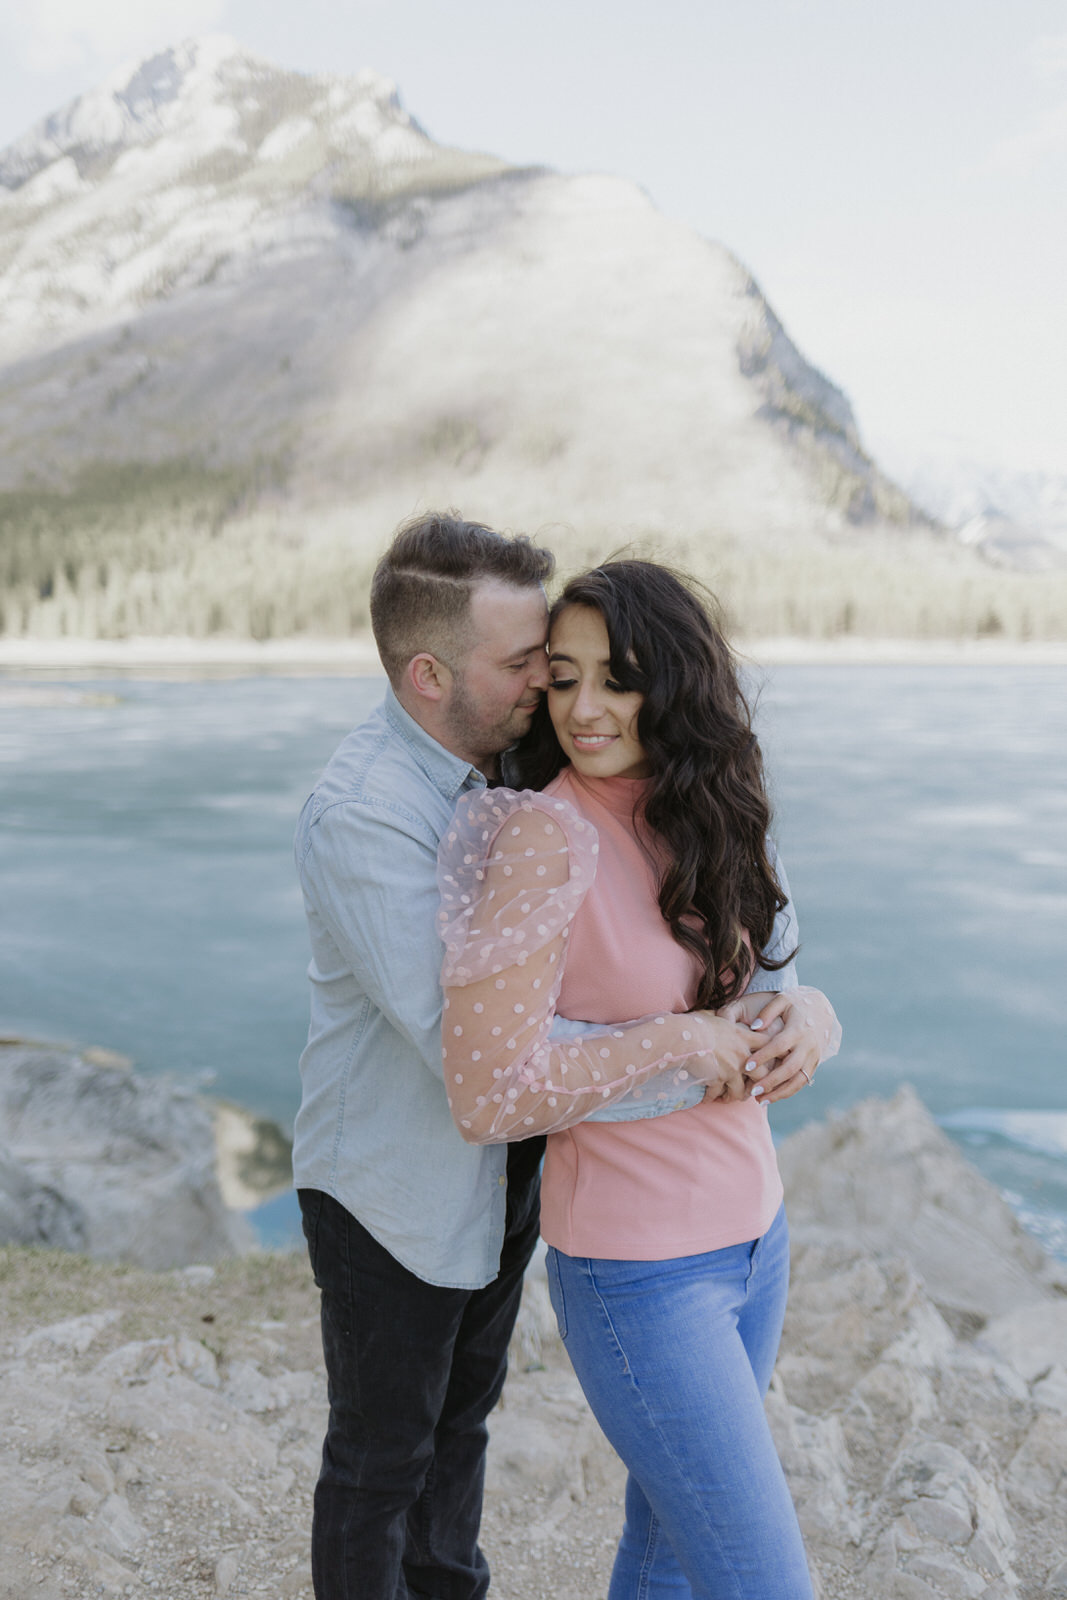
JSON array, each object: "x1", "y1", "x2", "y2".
[{"x1": 548, "y1": 677, "x2": 627, "y2": 694}]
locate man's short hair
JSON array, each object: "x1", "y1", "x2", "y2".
[{"x1": 370, "y1": 511, "x2": 555, "y2": 685}]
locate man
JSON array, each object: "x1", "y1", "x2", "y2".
[{"x1": 293, "y1": 512, "x2": 755, "y2": 1598}]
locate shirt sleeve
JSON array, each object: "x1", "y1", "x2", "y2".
[
  {"x1": 300, "y1": 798, "x2": 450, "y2": 1080},
  {"x1": 741, "y1": 846, "x2": 842, "y2": 1061},
  {"x1": 437, "y1": 790, "x2": 730, "y2": 1143},
  {"x1": 744, "y1": 842, "x2": 800, "y2": 993}
]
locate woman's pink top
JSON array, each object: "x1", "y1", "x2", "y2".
[{"x1": 538, "y1": 767, "x2": 783, "y2": 1261}]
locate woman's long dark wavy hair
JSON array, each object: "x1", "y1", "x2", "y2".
[{"x1": 512, "y1": 559, "x2": 794, "y2": 1009}]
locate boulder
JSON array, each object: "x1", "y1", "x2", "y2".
[
  {"x1": 776, "y1": 1084, "x2": 1064, "y2": 1319},
  {"x1": 0, "y1": 1042, "x2": 252, "y2": 1267}
]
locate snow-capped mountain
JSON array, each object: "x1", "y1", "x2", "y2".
[
  {"x1": 0, "y1": 38, "x2": 923, "y2": 568},
  {"x1": 888, "y1": 445, "x2": 1067, "y2": 572}
]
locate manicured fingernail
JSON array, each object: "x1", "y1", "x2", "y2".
[
  {"x1": 750, "y1": 1084, "x2": 765, "y2": 1097},
  {"x1": 745, "y1": 1059, "x2": 757, "y2": 1072},
  {"x1": 751, "y1": 1019, "x2": 765, "y2": 1030}
]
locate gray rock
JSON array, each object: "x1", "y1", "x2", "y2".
[
  {"x1": 978, "y1": 1303, "x2": 1067, "y2": 1385},
  {"x1": 0, "y1": 1143, "x2": 87, "y2": 1250},
  {"x1": 778, "y1": 1086, "x2": 1057, "y2": 1319},
  {"x1": 0, "y1": 1041, "x2": 253, "y2": 1267}
]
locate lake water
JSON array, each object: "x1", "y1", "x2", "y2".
[{"x1": 2, "y1": 665, "x2": 1065, "y2": 1257}]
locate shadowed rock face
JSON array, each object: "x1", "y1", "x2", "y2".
[
  {"x1": 0, "y1": 1041, "x2": 251, "y2": 1267},
  {"x1": 0, "y1": 36, "x2": 921, "y2": 558}
]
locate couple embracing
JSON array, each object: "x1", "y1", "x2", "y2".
[{"x1": 293, "y1": 511, "x2": 841, "y2": 1600}]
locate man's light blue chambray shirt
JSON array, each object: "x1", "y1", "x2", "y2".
[
  {"x1": 293, "y1": 687, "x2": 802, "y2": 1288},
  {"x1": 292, "y1": 687, "x2": 504, "y2": 1290}
]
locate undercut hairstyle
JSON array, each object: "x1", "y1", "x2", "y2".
[
  {"x1": 513, "y1": 559, "x2": 795, "y2": 1008},
  {"x1": 370, "y1": 511, "x2": 555, "y2": 686}
]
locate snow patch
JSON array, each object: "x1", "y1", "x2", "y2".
[{"x1": 258, "y1": 117, "x2": 315, "y2": 163}]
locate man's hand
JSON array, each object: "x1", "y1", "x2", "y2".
[
  {"x1": 689, "y1": 1013, "x2": 770, "y2": 1103},
  {"x1": 722, "y1": 989, "x2": 838, "y2": 1104}
]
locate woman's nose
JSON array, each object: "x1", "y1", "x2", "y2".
[{"x1": 574, "y1": 683, "x2": 603, "y2": 720}]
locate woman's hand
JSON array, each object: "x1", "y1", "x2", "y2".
[{"x1": 722, "y1": 988, "x2": 841, "y2": 1104}]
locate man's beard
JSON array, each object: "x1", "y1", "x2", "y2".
[{"x1": 445, "y1": 674, "x2": 533, "y2": 766}]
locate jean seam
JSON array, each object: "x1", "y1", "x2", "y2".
[
  {"x1": 636, "y1": 1508, "x2": 659, "y2": 1600},
  {"x1": 546, "y1": 1248, "x2": 568, "y2": 1341}
]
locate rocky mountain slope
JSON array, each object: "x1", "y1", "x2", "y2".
[{"x1": 0, "y1": 37, "x2": 954, "y2": 642}]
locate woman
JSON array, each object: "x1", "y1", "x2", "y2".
[{"x1": 437, "y1": 560, "x2": 840, "y2": 1598}]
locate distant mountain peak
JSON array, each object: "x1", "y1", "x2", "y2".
[{"x1": 0, "y1": 37, "x2": 434, "y2": 197}]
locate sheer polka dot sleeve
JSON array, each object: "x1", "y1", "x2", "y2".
[{"x1": 437, "y1": 789, "x2": 728, "y2": 1144}]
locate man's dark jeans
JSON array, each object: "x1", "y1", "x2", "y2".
[{"x1": 299, "y1": 1140, "x2": 543, "y2": 1600}]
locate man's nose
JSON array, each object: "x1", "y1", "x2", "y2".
[{"x1": 528, "y1": 654, "x2": 551, "y2": 691}]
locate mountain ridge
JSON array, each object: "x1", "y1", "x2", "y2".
[{"x1": 4, "y1": 39, "x2": 1063, "y2": 642}]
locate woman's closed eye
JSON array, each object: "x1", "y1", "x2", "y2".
[{"x1": 549, "y1": 676, "x2": 628, "y2": 694}]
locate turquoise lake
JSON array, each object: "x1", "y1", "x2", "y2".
[{"x1": 2, "y1": 665, "x2": 1065, "y2": 1255}]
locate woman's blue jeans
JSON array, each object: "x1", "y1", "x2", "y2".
[{"x1": 546, "y1": 1206, "x2": 813, "y2": 1600}]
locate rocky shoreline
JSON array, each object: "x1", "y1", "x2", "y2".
[{"x1": 1, "y1": 1046, "x2": 1065, "y2": 1599}]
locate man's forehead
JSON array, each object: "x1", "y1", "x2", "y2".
[{"x1": 467, "y1": 580, "x2": 548, "y2": 652}]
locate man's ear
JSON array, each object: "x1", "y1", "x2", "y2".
[{"x1": 407, "y1": 653, "x2": 452, "y2": 703}]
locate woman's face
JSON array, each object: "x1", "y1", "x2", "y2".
[{"x1": 547, "y1": 605, "x2": 650, "y2": 779}]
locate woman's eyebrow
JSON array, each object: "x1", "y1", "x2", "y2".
[{"x1": 549, "y1": 652, "x2": 613, "y2": 666}]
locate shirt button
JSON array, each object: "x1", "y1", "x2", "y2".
[{"x1": 498, "y1": 1176, "x2": 507, "y2": 1187}]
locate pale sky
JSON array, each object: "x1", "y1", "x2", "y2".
[{"x1": 2, "y1": 0, "x2": 1065, "y2": 479}]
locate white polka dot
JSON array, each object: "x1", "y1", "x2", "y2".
[
  {"x1": 474, "y1": 1002, "x2": 484, "y2": 1014},
  {"x1": 507, "y1": 1038, "x2": 516, "y2": 1049},
  {"x1": 511, "y1": 825, "x2": 522, "y2": 836},
  {"x1": 504, "y1": 866, "x2": 513, "y2": 876},
  {"x1": 502, "y1": 926, "x2": 513, "y2": 936},
  {"x1": 524, "y1": 1117, "x2": 535, "y2": 1126},
  {"x1": 472, "y1": 1052, "x2": 481, "y2": 1062},
  {"x1": 537, "y1": 924, "x2": 548, "y2": 936},
  {"x1": 678, "y1": 1070, "x2": 689, "y2": 1081},
  {"x1": 642, "y1": 1039, "x2": 653, "y2": 1049},
  {"x1": 626, "y1": 1064, "x2": 636, "y2": 1076},
  {"x1": 492, "y1": 1027, "x2": 502, "y2": 1037},
  {"x1": 536, "y1": 866, "x2": 546, "y2": 876},
  {"x1": 598, "y1": 1048, "x2": 610, "y2": 1059},
  {"x1": 568, "y1": 1047, "x2": 580, "y2": 1059},
  {"x1": 513, "y1": 1003, "x2": 525, "y2": 1014},
  {"x1": 495, "y1": 978, "x2": 506, "y2": 990},
  {"x1": 548, "y1": 1096, "x2": 557, "y2": 1107},
  {"x1": 453, "y1": 1025, "x2": 463, "y2": 1037},
  {"x1": 682, "y1": 1030, "x2": 692, "y2": 1041},
  {"x1": 592, "y1": 1071, "x2": 601, "y2": 1082},
  {"x1": 454, "y1": 1073, "x2": 464, "y2": 1084}
]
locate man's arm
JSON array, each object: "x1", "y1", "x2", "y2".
[{"x1": 299, "y1": 797, "x2": 451, "y2": 1079}]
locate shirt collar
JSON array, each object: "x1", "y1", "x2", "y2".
[{"x1": 383, "y1": 684, "x2": 487, "y2": 801}]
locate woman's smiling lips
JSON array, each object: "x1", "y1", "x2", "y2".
[{"x1": 571, "y1": 733, "x2": 618, "y2": 749}]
